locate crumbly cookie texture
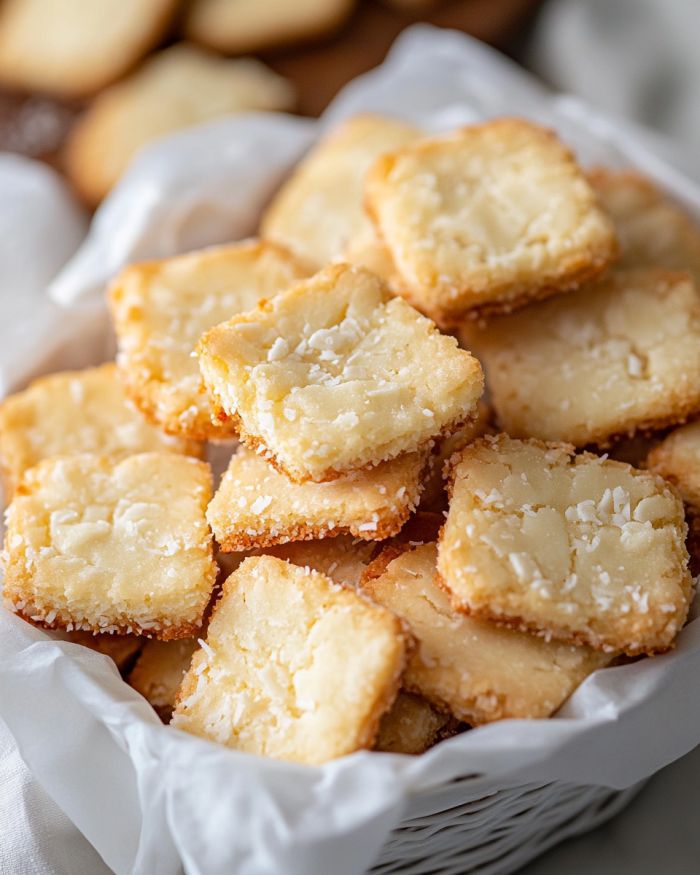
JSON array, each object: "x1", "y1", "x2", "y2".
[
  {"x1": 128, "y1": 638, "x2": 198, "y2": 722},
  {"x1": 361, "y1": 542, "x2": 610, "y2": 723},
  {"x1": 647, "y1": 421, "x2": 700, "y2": 515},
  {"x1": 197, "y1": 263, "x2": 484, "y2": 482},
  {"x1": 438, "y1": 435, "x2": 692, "y2": 656},
  {"x1": 172, "y1": 556, "x2": 410, "y2": 764},
  {"x1": 265, "y1": 536, "x2": 378, "y2": 587},
  {"x1": 184, "y1": 0, "x2": 355, "y2": 54},
  {"x1": 65, "y1": 43, "x2": 295, "y2": 205},
  {"x1": 0, "y1": 0, "x2": 178, "y2": 98},
  {"x1": 420, "y1": 399, "x2": 493, "y2": 510},
  {"x1": 478, "y1": 269, "x2": 700, "y2": 446},
  {"x1": 207, "y1": 445, "x2": 427, "y2": 551},
  {"x1": 374, "y1": 691, "x2": 454, "y2": 755},
  {"x1": 2, "y1": 453, "x2": 217, "y2": 639},
  {"x1": 66, "y1": 631, "x2": 144, "y2": 673},
  {"x1": 590, "y1": 168, "x2": 700, "y2": 282},
  {"x1": 108, "y1": 241, "x2": 309, "y2": 441},
  {"x1": 0, "y1": 364, "x2": 201, "y2": 499},
  {"x1": 365, "y1": 118, "x2": 617, "y2": 323},
  {"x1": 261, "y1": 114, "x2": 421, "y2": 268}
]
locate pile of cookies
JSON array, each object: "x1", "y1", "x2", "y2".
[{"x1": 2, "y1": 115, "x2": 699, "y2": 766}]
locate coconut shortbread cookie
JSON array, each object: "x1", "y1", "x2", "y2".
[
  {"x1": 590, "y1": 168, "x2": 700, "y2": 281},
  {"x1": 109, "y1": 241, "x2": 309, "y2": 440},
  {"x1": 185, "y1": 0, "x2": 355, "y2": 54},
  {"x1": 365, "y1": 118, "x2": 617, "y2": 322},
  {"x1": 478, "y1": 269, "x2": 700, "y2": 446},
  {"x1": 647, "y1": 421, "x2": 700, "y2": 514},
  {"x1": 0, "y1": 0, "x2": 178, "y2": 98},
  {"x1": 128, "y1": 638, "x2": 198, "y2": 721},
  {"x1": 172, "y1": 556, "x2": 410, "y2": 764},
  {"x1": 374, "y1": 691, "x2": 454, "y2": 755},
  {"x1": 207, "y1": 445, "x2": 427, "y2": 551},
  {"x1": 420, "y1": 399, "x2": 493, "y2": 510},
  {"x1": 0, "y1": 364, "x2": 201, "y2": 500},
  {"x1": 267, "y1": 536, "x2": 378, "y2": 587},
  {"x1": 2, "y1": 453, "x2": 217, "y2": 639},
  {"x1": 261, "y1": 114, "x2": 421, "y2": 268},
  {"x1": 197, "y1": 264, "x2": 484, "y2": 482},
  {"x1": 438, "y1": 436, "x2": 692, "y2": 655},
  {"x1": 65, "y1": 44, "x2": 296, "y2": 205},
  {"x1": 361, "y1": 543, "x2": 610, "y2": 723}
]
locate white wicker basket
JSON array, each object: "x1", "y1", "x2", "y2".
[{"x1": 373, "y1": 779, "x2": 644, "y2": 874}]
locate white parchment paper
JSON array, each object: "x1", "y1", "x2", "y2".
[{"x1": 2, "y1": 26, "x2": 700, "y2": 875}]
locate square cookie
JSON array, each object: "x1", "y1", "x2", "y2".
[
  {"x1": 365, "y1": 118, "x2": 617, "y2": 322},
  {"x1": 374, "y1": 691, "x2": 455, "y2": 755},
  {"x1": 647, "y1": 421, "x2": 700, "y2": 515},
  {"x1": 171, "y1": 556, "x2": 409, "y2": 763},
  {"x1": 478, "y1": 269, "x2": 700, "y2": 445},
  {"x1": 361, "y1": 542, "x2": 610, "y2": 723},
  {"x1": 128, "y1": 638, "x2": 198, "y2": 722},
  {"x1": 261, "y1": 113, "x2": 421, "y2": 268},
  {"x1": 109, "y1": 240, "x2": 309, "y2": 440},
  {"x1": 2, "y1": 453, "x2": 217, "y2": 639},
  {"x1": 437, "y1": 435, "x2": 692, "y2": 655},
  {"x1": 197, "y1": 263, "x2": 484, "y2": 482},
  {"x1": 590, "y1": 168, "x2": 700, "y2": 282},
  {"x1": 207, "y1": 445, "x2": 427, "y2": 550},
  {"x1": 0, "y1": 364, "x2": 200, "y2": 500}
]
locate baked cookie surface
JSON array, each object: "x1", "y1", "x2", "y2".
[
  {"x1": 172, "y1": 555, "x2": 409, "y2": 763},
  {"x1": 361, "y1": 542, "x2": 610, "y2": 723},
  {"x1": 197, "y1": 263, "x2": 484, "y2": 482},
  {"x1": 207, "y1": 445, "x2": 426, "y2": 550},
  {"x1": 365, "y1": 118, "x2": 616, "y2": 322},
  {"x1": 2, "y1": 453, "x2": 217, "y2": 639},
  {"x1": 0, "y1": 0, "x2": 178, "y2": 98},
  {"x1": 65, "y1": 44, "x2": 295, "y2": 204},
  {"x1": 266, "y1": 535, "x2": 378, "y2": 587},
  {"x1": 261, "y1": 113, "x2": 421, "y2": 268},
  {"x1": 109, "y1": 241, "x2": 309, "y2": 440},
  {"x1": 0, "y1": 364, "x2": 200, "y2": 499},
  {"x1": 128, "y1": 638, "x2": 198, "y2": 721},
  {"x1": 374, "y1": 691, "x2": 454, "y2": 755},
  {"x1": 478, "y1": 268, "x2": 700, "y2": 445},
  {"x1": 590, "y1": 168, "x2": 700, "y2": 281},
  {"x1": 437, "y1": 435, "x2": 692, "y2": 655},
  {"x1": 185, "y1": 0, "x2": 355, "y2": 54},
  {"x1": 647, "y1": 421, "x2": 700, "y2": 514}
]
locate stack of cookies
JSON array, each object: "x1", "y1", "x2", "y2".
[{"x1": 2, "y1": 115, "x2": 699, "y2": 765}]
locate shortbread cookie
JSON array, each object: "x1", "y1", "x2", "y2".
[
  {"x1": 128, "y1": 638, "x2": 198, "y2": 721},
  {"x1": 67, "y1": 632, "x2": 144, "y2": 673},
  {"x1": 365, "y1": 118, "x2": 617, "y2": 322},
  {"x1": 0, "y1": 364, "x2": 200, "y2": 499},
  {"x1": 261, "y1": 114, "x2": 421, "y2": 268},
  {"x1": 172, "y1": 556, "x2": 409, "y2": 763},
  {"x1": 3, "y1": 454, "x2": 217, "y2": 639},
  {"x1": 478, "y1": 269, "x2": 700, "y2": 446},
  {"x1": 647, "y1": 421, "x2": 700, "y2": 514},
  {"x1": 374, "y1": 692, "x2": 453, "y2": 755},
  {"x1": 65, "y1": 44, "x2": 296, "y2": 205},
  {"x1": 267, "y1": 536, "x2": 378, "y2": 587},
  {"x1": 197, "y1": 263, "x2": 484, "y2": 482},
  {"x1": 185, "y1": 0, "x2": 355, "y2": 54},
  {"x1": 590, "y1": 168, "x2": 700, "y2": 281},
  {"x1": 0, "y1": 0, "x2": 178, "y2": 98},
  {"x1": 207, "y1": 445, "x2": 426, "y2": 550},
  {"x1": 109, "y1": 241, "x2": 309, "y2": 440},
  {"x1": 362, "y1": 542, "x2": 610, "y2": 723},
  {"x1": 420, "y1": 399, "x2": 493, "y2": 510},
  {"x1": 438, "y1": 435, "x2": 692, "y2": 655}
]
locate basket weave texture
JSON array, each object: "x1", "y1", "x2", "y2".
[{"x1": 371, "y1": 779, "x2": 644, "y2": 874}]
